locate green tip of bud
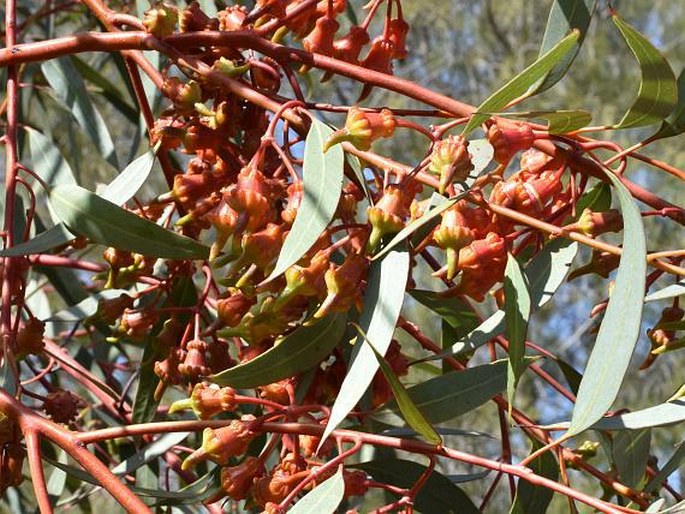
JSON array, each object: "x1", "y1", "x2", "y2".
[
  {"x1": 323, "y1": 129, "x2": 352, "y2": 153},
  {"x1": 446, "y1": 247, "x2": 459, "y2": 280},
  {"x1": 168, "y1": 398, "x2": 193, "y2": 415}
]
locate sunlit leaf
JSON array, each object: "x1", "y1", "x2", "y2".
[
  {"x1": 266, "y1": 117, "x2": 344, "y2": 281},
  {"x1": 354, "y1": 323, "x2": 441, "y2": 445},
  {"x1": 496, "y1": 109, "x2": 592, "y2": 133},
  {"x1": 373, "y1": 360, "x2": 533, "y2": 426},
  {"x1": 612, "y1": 429, "x2": 651, "y2": 487},
  {"x1": 567, "y1": 171, "x2": 646, "y2": 436},
  {"x1": 289, "y1": 467, "x2": 344, "y2": 514},
  {"x1": 42, "y1": 58, "x2": 118, "y2": 167},
  {"x1": 611, "y1": 14, "x2": 677, "y2": 129},
  {"x1": 504, "y1": 253, "x2": 531, "y2": 410},
  {"x1": 111, "y1": 432, "x2": 191, "y2": 476},
  {"x1": 531, "y1": 0, "x2": 597, "y2": 94},
  {"x1": 462, "y1": 31, "x2": 580, "y2": 135},
  {"x1": 211, "y1": 312, "x2": 347, "y2": 388},
  {"x1": 644, "y1": 280, "x2": 685, "y2": 302},
  {"x1": 49, "y1": 184, "x2": 209, "y2": 260},
  {"x1": 510, "y1": 441, "x2": 559, "y2": 514},
  {"x1": 353, "y1": 459, "x2": 480, "y2": 514},
  {"x1": 321, "y1": 248, "x2": 409, "y2": 445}
]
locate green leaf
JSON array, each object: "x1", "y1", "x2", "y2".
[
  {"x1": 496, "y1": 109, "x2": 592, "y2": 134},
  {"x1": 645, "y1": 280, "x2": 685, "y2": 302},
  {"x1": 532, "y1": 0, "x2": 597, "y2": 94},
  {"x1": 652, "y1": 69, "x2": 685, "y2": 139},
  {"x1": 322, "y1": 248, "x2": 409, "y2": 444},
  {"x1": 46, "y1": 449, "x2": 68, "y2": 506},
  {"x1": 354, "y1": 324, "x2": 441, "y2": 445},
  {"x1": 510, "y1": 441, "x2": 559, "y2": 514},
  {"x1": 612, "y1": 429, "x2": 651, "y2": 488},
  {"x1": 266, "y1": 118, "x2": 344, "y2": 281},
  {"x1": 289, "y1": 467, "x2": 344, "y2": 514},
  {"x1": 26, "y1": 126, "x2": 76, "y2": 187},
  {"x1": 555, "y1": 359, "x2": 583, "y2": 396},
  {"x1": 373, "y1": 360, "x2": 531, "y2": 426},
  {"x1": 409, "y1": 289, "x2": 479, "y2": 335},
  {"x1": 575, "y1": 182, "x2": 612, "y2": 213},
  {"x1": 111, "y1": 432, "x2": 191, "y2": 476},
  {"x1": 210, "y1": 312, "x2": 347, "y2": 388},
  {"x1": 0, "y1": 148, "x2": 158, "y2": 257},
  {"x1": 44, "y1": 289, "x2": 130, "y2": 322},
  {"x1": 462, "y1": 31, "x2": 580, "y2": 135},
  {"x1": 42, "y1": 58, "x2": 118, "y2": 167},
  {"x1": 49, "y1": 184, "x2": 209, "y2": 260},
  {"x1": 504, "y1": 253, "x2": 531, "y2": 410},
  {"x1": 591, "y1": 399, "x2": 685, "y2": 430},
  {"x1": 567, "y1": 171, "x2": 646, "y2": 436},
  {"x1": 644, "y1": 443, "x2": 685, "y2": 493},
  {"x1": 345, "y1": 153, "x2": 372, "y2": 202},
  {"x1": 468, "y1": 138, "x2": 495, "y2": 177},
  {"x1": 431, "y1": 238, "x2": 577, "y2": 360},
  {"x1": 611, "y1": 14, "x2": 677, "y2": 129},
  {"x1": 353, "y1": 459, "x2": 480, "y2": 514},
  {"x1": 373, "y1": 192, "x2": 468, "y2": 261},
  {"x1": 99, "y1": 147, "x2": 158, "y2": 205}
]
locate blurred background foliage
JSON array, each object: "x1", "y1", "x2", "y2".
[{"x1": 0, "y1": 0, "x2": 683, "y2": 512}]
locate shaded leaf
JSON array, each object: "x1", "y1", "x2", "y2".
[
  {"x1": 532, "y1": 0, "x2": 597, "y2": 94},
  {"x1": 26, "y1": 126, "x2": 76, "y2": 187},
  {"x1": 355, "y1": 324, "x2": 441, "y2": 445},
  {"x1": 289, "y1": 467, "x2": 344, "y2": 514},
  {"x1": 652, "y1": 69, "x2": 685, "y2": 139},
  {"x1": 49, "y1": 184, "x2": 209, "y2": 260},
  {"x1": 373, "y1": 192, "x2": 468, "y2": 261},
  {"x1": 644, "y1": 443, "x2": 685, "y2": 493},
  {"x1": 111, "y1": 432, "x2": 191, "y2": 476},
  {"x1": 504, "y1": 253, "x2": 531, "y2": 410},
  {"x1": 567, "y1": 171, "x2": 646, "y2": 436},
  {"x1": 353, "y1": 459, "x2": 480, "y2": 514},
  {"x1": 496, "y1": 109, "x2": 592, "y2": 133},
  {"x1": 463, "y1": 31, "x2": 580, "y2": 135},
  {"x1": 211, "y1": 312, "x2": 347, "y2": 388},
  {"x1": 575, "y1": 182, "x2": 612, "y2": 213},
  {"x1": 645, "y1": 280, "x2": 685, "y2": 302},
  {"x1": 46, "y1": 449, "x2": 68, "y2": 506},
  {"x1": 267, "y1": 118, "x2": 344, "y2": 281},
  {"x1": 612, "y1": 429, "x2": 651, "y2": 487},
  {"x1": 345, "y1": 152, "x2": 372, "y2": 202},
  {"x1": 510, "y1": 441, "x2": 559, "y2": 514},
  {"x1": 555, "y1": 359, "x2": 583, "y2": 396},
  {"x1": 0, "y1": 223, "x2": 74, "y2": 257},
  {"x1": 409, "y1": 289, "x2": 479, "y2": 335},
  {"x1": 373, "y1": 360, "x2": 532, "y2": 426},
  {"x1": 44, "y1": 289, "x2": 130, "y2": 322},
  {"x1": 42, "y1": 58, "x2": 118, "y2": 167},
  {"x1": 322, "y1": 248, "x2": 409, "y2": 444},
  {"x1": 611, "y1": 14, "x2": 677, "y2": 129}
]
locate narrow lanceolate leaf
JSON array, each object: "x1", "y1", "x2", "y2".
[
  {"x1": 211, "y1": 312, "x2": 347, "y2": 388},
  {"x1": 353, "y1": 460, "x2": 480, "y2": 514},
  {"x1": 42, "y1": 58, "x2": 118, "y2": 167},
  {"x1": 111, "y1": 432, "x2": 191, "y2": 476},
  {"x1": 49, "y1": 184, "x2": 209, "y2": 260},
  {"x1": 345, "y1": 153, "x2": 372, "y2": 202},
  {"x1": 510, "y1": 441, "x2": 559, "y2": 514},
  {"x1": 355, "y1": 324, "x2": 441, "y2": 445},
  {"x1": 373, "y1": 192, "x2": 468, "y2": 261},
  {"x1": 289, "y1": 467, "x2": 344, "y2": 514},
  {"x1": 427, "y1": 238, "x2": 577, "y2": 360},
  {"x1": 567, "y1": 171, "x2": 646, "y2": 436},
  {"x1": 652, "y1": 69, "x2": 685, "y2": 139},
  {"x1": 267, "y1": 118, "x2": 344, "y2": 281},
  {"x1": 612, "y1": 429, "x2": 651, "y2": 488},
  {"x1": 645, "y1": 280, "x2": 685, "y2": 302},
  {"x1": 496, "y1": 109, "x2": 592, "y2": 134},
  {"x1": 44, "y1": 289, "x2": 130, "y2": 322},
  {"x1": 0, "y1": 148, "x2": 159, "y2": 257},
  {"x1": 46, "y1": 449, "x2": 68, "y2": 505},
  {"x1": 409, "y1": 290, "x2": 479, "y2": 335},
  {"x1": 100, "y1": 146, "x2": 158, "y2": 204},
  {"x1": 531, "y1": 0, "x2": 597, "y2": 94},
  {"x1": 644, "y1": 443, "x2": 685, "y2": 493},
  {"x1": 26, "y1": 127, "x2": 76, "y2": 187},
  {"x1": 373, "y1": 360, "x2": 531, "y2": 426},
  {"x1": 504, "y1": 253, "x2": 531, "y2": 411},
  {"x1": 321, "y1": 248, "x2": 409, "y2": 445},
  {"x1": 462, "y1": 31, "x2": 580, "y2": 135},
  {"x1": 611, "y1": 14, "x2": 677, "y2": 129}
]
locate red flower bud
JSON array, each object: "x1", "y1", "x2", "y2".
[
  {"x1": 221, "y1": 456, "x2": 264, "y2": 500},
  {"x1": 388, "y1": 18, "x2": 410, "y2": 59},
  {"x1": 567, "y1": 250, "x2": 620, "y2": 281},
  {"x1": 303, "y1": 15, "x2": 339, "y2": 56},
  {"x1": 179, "y1": 339, "x2": 211, "y2": 379},
  {"x1": 161, "y1": 77, "x2": 201, "y2": 115},
  {"x1": 182, "y1": 417, "x2": 257, "y2": 469},
  {"x1": 429, "y1": 135, "x2": 474, "y2": 194},
  {"x1": 16, "y1": 317, "x2": 45, "y2": 357},
  {"x1": 216, "y1": 291, "x2": 256, "y2": 327},
  {"x1": 333, "y1": 26, "x2": 370, "y2": 64},
  {"x1": 169, "y1": 383, "x2": 237, "y2": 419},
  {"x1": 577, "y1": 208, "x2": 623, "y2": 237},
  {"x1": 314, "y1": 253, "x2": 369, "y2": 319},
  {"x1": 218, "y1": 5, "x2": 247, "y2": 31},
  {"x1": 324, "y1": 107, "x2": 396, "y2": 152},
  {"x1": 453, "y1": 233, "x2": 507, "y2": 301},
  {"x1": 487, "y1": 120, "x2": 535, "y2": 164}
]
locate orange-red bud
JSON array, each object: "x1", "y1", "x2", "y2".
[{"x1": 487, "y1": 120, "x2": 535, "y2": 164}]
